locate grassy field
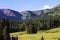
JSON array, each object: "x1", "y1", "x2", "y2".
[{"x1": 10, "y1": 27, "x2": 60, "y2": 40}]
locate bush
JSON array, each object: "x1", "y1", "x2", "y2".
[{"x1": 41, "y1": 36, "x2": 44, "y2": 40}]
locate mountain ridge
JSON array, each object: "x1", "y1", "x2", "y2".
[
  {"x1": 0, "y1": 9, "x2": 22, "y2": 21},
  {"x1": 0, "y1": 4, "x2": 60, "y2": 21}
]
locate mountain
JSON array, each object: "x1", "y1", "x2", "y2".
[
  {"x1": 48, "y1": 4, "x2": 60, "y2": 16},
  {"x1": 0, "y1": 4, "x2": 60, "y2": 21},
  {"x1": 20, "y1": 4, "x2": 60, "y2": 20},
  {"x1": 0, "y1": 9, "x2": 22, "y2": 21},
  {"x1": 21, "y1": 11, "x2": 37, "y2": 20},
  {"x1": 20, "y1": 9, "x2": 51, "y2": 20}
]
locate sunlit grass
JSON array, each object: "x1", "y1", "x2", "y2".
[{"x1": 10, "y1": 27, "x2": 60, "y2": 40}]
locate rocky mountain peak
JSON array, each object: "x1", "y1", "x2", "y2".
[{"x1": 0, "y1": 9, "x2": 15, "y2": 16}]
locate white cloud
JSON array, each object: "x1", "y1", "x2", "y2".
[{"x1": 43, "y1": 5, "x2": 52, "y2": 9}]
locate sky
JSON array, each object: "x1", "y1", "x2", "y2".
[{"x1": 0, "y1": 0, "x2": 60, "y2": 12}]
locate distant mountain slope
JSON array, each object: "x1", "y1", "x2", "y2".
[
  {"x1": 48, "y1": 5, "x2": 60, "y2": 16},
  {"x1": 34, "y1": 4, "x2": 60, "y2": 18},
  {"x1": 0, "y1": 9, "x2": 22, "y2": 21},
  {"x1": 21, "y1": 11, "x2": 37, "y2": 20},
  {"x1": 0, "y1": 4, "x2": 60, "y2": 21},
  {"x1": 19, "y1": 4, "x2": 60, "y2": 20},
  {"x1": 20, "y1": 9, "x2": 51, "y2": 20}
]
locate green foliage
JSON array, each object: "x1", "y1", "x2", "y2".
[
  {"x1": 3, "y1": 26, "x2": 7, "y2": 40},
  {"x1": 48, "y1": 7, "x2": 60, "y2": 16},
  {"x1": 0, "y1": 18, "x2": 10, "y2": 40}
]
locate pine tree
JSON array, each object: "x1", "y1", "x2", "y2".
[{"x1": 1, "y1": 18, "x2": 10, "y2": 40}]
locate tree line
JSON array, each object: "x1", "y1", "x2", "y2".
[{"x1": 0, "y1": 15, "x2": 60, "y2": 34}]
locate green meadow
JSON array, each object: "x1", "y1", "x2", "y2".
[{"x1": 10, "y1": 27, "x2": 60, "y2": 40}]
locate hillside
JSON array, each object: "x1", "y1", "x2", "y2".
[
  {"x1": 21, "y1": 4, "x2": 60, "y2": 20},
  {"x1": 10, "y1": 27, "x2": 60, "y2": 40},
  {"x1": 0, "y1": 9, "x2": 22, "y2": 21}
]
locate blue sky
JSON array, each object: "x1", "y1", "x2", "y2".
[{"x1": 0, "y1": 0, "x2": 60, "y2": 12}]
